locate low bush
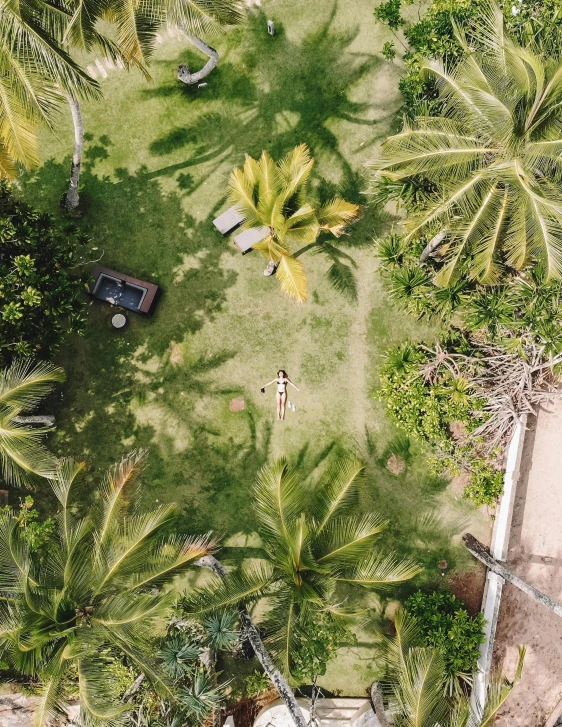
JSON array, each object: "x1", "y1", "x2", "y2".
[
  {"x1": 0, "y1": 182, "x2": 86, "y2": 364},
  {"x1": 405, "y1": 589, "x2": 485, "y2": 694}
]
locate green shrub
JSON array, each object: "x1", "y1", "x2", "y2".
[
  {"x1": 291, "y1": 612, "x2": 356, "y2": 683},
  {"x1": 1, "y1": 496, "x2": 56, "y2": 554},
  {"x1": 0, "y1": 182, "x2": 86, "y2": 363},
  {"x1": 375, "y1": 0, "x2": 562, "y2": 115},
  {"x1": 378, "y1": 344, "x2": 479, "y2": 445},
  {"x1": 405, "y1": 589, "x2": 485, "y2": 694},
  {"x1": 244, "y1": 670, "x2": 271, "y2": 698},
  {"x1": 463, "y1": 463, "x2": 504, "y2": 506}
]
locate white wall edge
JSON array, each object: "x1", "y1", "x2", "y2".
[{"x1": 470, "y1": 414, "x2": 528, "y2": 713}]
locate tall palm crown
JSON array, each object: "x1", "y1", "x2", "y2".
[
  {"x1": 0, "y1": 452, "x2": 214, "y2": 725},
  {"x1": 229, "y1": 144, "x2": 359, "y2": 301},
  {"x1": 184, "y1": 457, "x2": 420, "y2": 676},
  {"x1": 48, "y1": 0, "x2": 244, "y2": 72},
  {"x1": 0, "y1": 360, "x2": 65, "y2": 487},
  {"x1": 0, "y1": 0, "x2": 98, "y2": 174},
  {"x1": 382, "y1": 611, "x2": 524, "y2": 727},
  {"x1": 370, "y1": 4, "x2": 562, "y2": 286}
]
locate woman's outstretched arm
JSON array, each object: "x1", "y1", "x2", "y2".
[
  {"x1": 262, "y1": 379, "x2": 277, "y2": 388},
  {"x1": 287, "y1": 378, "x2": 300, "y2": 391}
]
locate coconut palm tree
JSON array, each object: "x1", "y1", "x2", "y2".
[
  {"x1": 370, "y1": 3, "x2": 562, "y2": 287},
  {"x1": 377, "y1": 609, "x2": 525, "y2": 727},
  {"x1": 0, "y1": 0, "x2": 98, "y2": 178},
  {"x1": 229, "y1": 144, "x2": 359, "y2": 301},
  {"x1": 48, "y1": 0, "x2": 243, "y2": 211},
  {"x1": 0, "y1": 451, "x2": 215, "y2": 726},
  {"x1": 0, "y1": 360, "x2": 66, "y2": 487},
  {"x1": 182, "y1": 456, "x2": 420, "y2": 701}
]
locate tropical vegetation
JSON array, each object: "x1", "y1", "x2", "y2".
[
  {"x1": 0, "y1": 359, "x2": 64, "y2": 487},
  {"x1": 228, "y1": 144, "x2": 359, "y2": 301},
  {"x1": 0, "y1": 451, "x2": 215, "y2": 725},
  {"x1": 0, "y1": 184, "x2": 86, "y2": 360},
  {"x1": 0, "y1": 0, "x2": 98, "y2": 177},
  {"x1": 371, "y1": 3, "x2": 562, "y2": 286},
  {"x1": 54, "y1": 0, "x2": 244, "y2": 211},
  {"x1": 378, "y1": 609, "x2": 525, "y2": 727},
  {"x1": 405, "y1": 589, "x2": 485, "y2": 695},
  {"x1": 182, "y1": 456, "x2": 421, "y2": 676},
  {"x1": 0, "y1": 0, "x2": 537, "y2": 720}
]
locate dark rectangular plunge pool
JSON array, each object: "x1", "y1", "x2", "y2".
[{"x1": 89, "y1": 266, "x2": 161, "y2": 315}]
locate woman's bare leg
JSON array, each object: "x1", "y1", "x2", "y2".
[
  {"x1": 280, "y1": 392, "x2": 287, "y2": 420},
  {"x1": 276, "y1": 392, "x2": 282, "y2": 420}
]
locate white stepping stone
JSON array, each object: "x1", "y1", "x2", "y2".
[{"x1": 86, "y1": 65, "x2": 98, "y2": 79}]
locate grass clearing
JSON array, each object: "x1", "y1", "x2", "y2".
[{"x1": 21, "y1": 0, "x2": 489, "y2": 695}]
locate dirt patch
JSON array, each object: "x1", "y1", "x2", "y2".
[
  {"x1": 229, "y1": 397, "x2": 246, "y2": 412},
  {"x1": 449, "y1": 420, "x2": 468, "y2": 441},
  {"x1": 447, "y1": 566, "x2": 486, "y2": 615},
  {"x1": 449, "y1": 472, "x2": 470, "y2": 498},
  {"x1": 168, "y1": 341, "x2": 183, "y2": 365},
  {"x1": 386, "y1": 454, "x2": 406, "y2": 475},
  {"x1": 493, "y1": 403, "x2": 562, "y2": 726},
  {"x1": 225, "y1": 690, "x2": 277, "y2": 727}
]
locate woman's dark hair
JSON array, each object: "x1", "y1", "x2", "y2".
[{"x1": 278, "y1": 369, "x2": 287, "y2": 378}]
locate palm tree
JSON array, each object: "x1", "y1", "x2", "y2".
[
  {"x1": 0, "y1": 360, "x2": 65, "y2": 487},
  {"x1": 50, "y1": 0, "x2": 243, "y2": 211},
  {"x1": 0, "y1": 0, "x2": 99, "y2": 178},
  {"x1": 370, "y1": 3, "x2": 562, "y2": 286},
  {"x1": 377, "y1": 609, "x2": 525, "y2": 727},
  {"x1": 182, "y1": 456, "x2": 420, "y2": 724},
  {"x1": 229, "y1": 144, "x2": 359, "y2": 301},
  {"x1": 0, "y1": 451, "x2": 215, "y2": 726}
]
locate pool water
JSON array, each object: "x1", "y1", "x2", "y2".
[{"x1": 94, "y1": 274, "x2": 146, "y2": 311}]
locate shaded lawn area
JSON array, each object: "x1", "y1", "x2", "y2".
[{"x1": 22, "y1": 0, "x2": 489, "y2": 695}]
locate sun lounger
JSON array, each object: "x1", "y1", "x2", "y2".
[
  {"x1": 213, "y1": 206, "x2": 245, "y2": 235},
  {"x1": 233, "y1": 226, "x2": 269, "y2": 254}
]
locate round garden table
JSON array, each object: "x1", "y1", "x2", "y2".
[{"x1": 111, "y1": 313, "x2": 127, "y2": 329}]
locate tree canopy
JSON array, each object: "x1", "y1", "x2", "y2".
[
  {"x1": 371, "y1": 3, "x2": 562, "y2": 286},
  {"x1": 0, "y1": 183, "x2": 86, "y2": 362},
  {"x1": 0, "y1": 452, "x2": 215, "y2": 725}
]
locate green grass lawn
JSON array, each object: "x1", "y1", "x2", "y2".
[{"x1": 21, "y1": 0, "x2": 489, "y2": 696}]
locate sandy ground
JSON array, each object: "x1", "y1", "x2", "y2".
[{"x1": 493, "y1": 400, "x2": 562, "y2": 726}]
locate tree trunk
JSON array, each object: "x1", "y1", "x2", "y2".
[
  {"x1": 62, "y1": 97, "x2": 83, "y2": 213},
  {"x1": 13, "y1": 415, "x2": 55, "y2": 427},
  {"x1": 419, "y1": 229, "x2": 447, "y2": 262},
  {"x1": 369, "y1": 683, "x2": 390, "y2": 727},
  {"x1": 195, "y1": 555, "x2": 308, "y2": 727},
  {"x1": 177, "y1": 31, "x2": 219, "y2": 85},
  {"x1": 123, "y1": 673, "x2": 146, "y2": 703},
  {"x1": 463, "y1": 534, "x2": 562, "y2": 617}
]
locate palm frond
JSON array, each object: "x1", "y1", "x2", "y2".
[
  {"x1": 474, "y1": 646, "x2": 525, "y2": 727},
  {"x1": 0, "y1": 419, "x2": 60, "y2": 486},
  {"x1": 337, "y1": 552, "x2": 421, "y2": 588},
  {"x1": 316, "y1": 198, "x2": 359, "y2": 237},
  {"x1": 275, "y1": 253, "x2": 307, "y2": 302},
  {"x1": 0, "y1": 360, "x2": 64, "y2": 411},
  {"x1": 312, "y1": 455, "x2": 365, "y2": 532},
  {"x1": 129, "y1": 533, "x2": 216, "y2": 590},
  {"x1": 315, "y1": 514, "x2": 388, "y2": 564},
  {"x1": 96, "y1": 450, "x2": 146, "y2": 544},
  {"x1": 181, "y1": 563, "x2": 274, "y2": 615},
  {"x1": 253, "y1": 458, "x2": 308, "y2": 542}
]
